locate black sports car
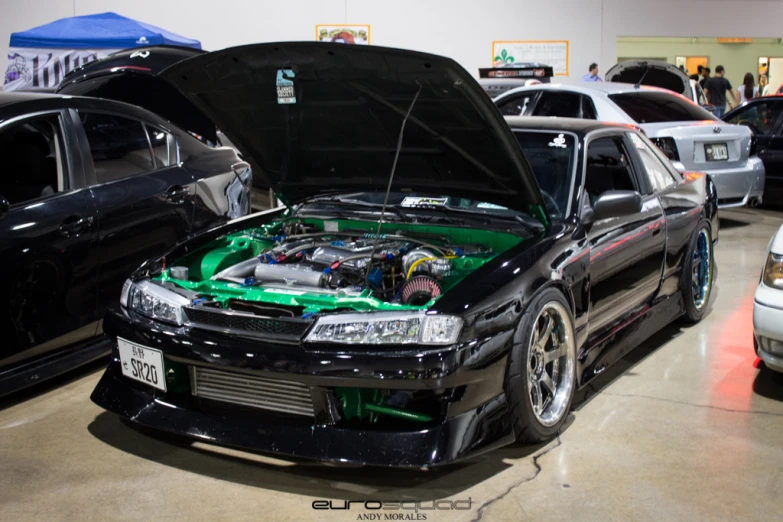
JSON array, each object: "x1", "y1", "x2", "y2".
[
  {"x1": 91, "y1": 43, "x2": 718, "y2": 467},
  {"x1": 0, "y1": 92, "x2": 251, "y2": 396}
]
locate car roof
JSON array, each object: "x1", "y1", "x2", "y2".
[
  {"x1": 501, "y1": 81, "x2": 675, "y2": 97},
  {"x1": 0, "y1": 91, "x2": 66, "y2": 108},
  {"x1": 505, "y1": 115, "x2": 639, "y2": 135}
]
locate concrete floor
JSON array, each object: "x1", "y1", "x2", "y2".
[{"x1": 2, "y1": 208, "x2": 783, "y2": 522}]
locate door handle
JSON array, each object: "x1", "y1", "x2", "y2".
[
  {"x1": 166, "y1": 185, "x2": 190, "y2": 202},
  {"x1": 60, "y1": 215, "x2": 93, "y2": 237}
]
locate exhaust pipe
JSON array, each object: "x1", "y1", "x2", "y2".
[{"x1": 749, "y1": 197, "x2": 762, "y2": 208}]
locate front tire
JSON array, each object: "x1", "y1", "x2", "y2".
[
  {"x1": 505, "y1": 288, "x2": 577, "y2": 443},
  {"x1": 682, "y1": 223, "x2": 714, "y2": 323}
]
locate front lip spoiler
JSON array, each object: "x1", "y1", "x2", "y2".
[{"x1": 90, "y1": 360, "x2": 515, "y2": 468}]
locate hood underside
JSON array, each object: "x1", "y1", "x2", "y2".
[
  {"x1": 160, "y1": 42, "x2": 544, "y2": 213},
  {"x1": 606, "y1": 60, "x2": 691, "y2": 100}
]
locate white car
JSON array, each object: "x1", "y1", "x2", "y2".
[
  {"x1": 605, "y1": 60, "x2": 712, "y2": 110},
  {"x1": 494, "y1": 82, "x2": 765, "y2": 209},
  {"x1": 754, "y1": 224, "x2": 783, "y2": 372}
]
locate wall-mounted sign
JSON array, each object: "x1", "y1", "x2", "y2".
[
  {"x1": 316, "y1": 25, "x2": 370, "y2": 45},
  {"x1": 492, "y1": 40, "x2": 569, "y2": 75},
  {"x1": 717, "y1": 38, "x2": 753, "y2": 43}
]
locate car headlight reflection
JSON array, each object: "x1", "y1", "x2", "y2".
[
  {"x1": 120, "y1": 278, "x2": 189, "y2": 325},
  {"x1": 305, "y1": 312, "x2": 463, "y2": 345},
  {"x1": 763, "y1": 253, "x2": 783, "y2": 289}
]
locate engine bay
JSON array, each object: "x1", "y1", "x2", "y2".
[{"x1": 151, "y1": 217, "x2": 524, "y2": 316}]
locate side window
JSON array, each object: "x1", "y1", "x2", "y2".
[
  {"x1": 496, "y1": 92, "x2": 537, "y2": 116},
  {"x1": 724, "y1": 101, "x2": 783, "y2": 136},
  {"x1": 146, "y1": 125, "x2": 175, "y2": 168},
  {"x1": 627, "y1": 132, "x2": 676, "y2": 193},
  {"x1": 584, "y1": 136, "x2": 637, "y2": 205},
  {"x1": 581, "y1": 96, "x2": 598, "y2": 120},
  {"x1": 0, "y1": 114, "x2": 66, "y2": 205},
  {"x1": 532, "y1": 91, "x2": 582, "y2": 118},
  {"x1": 79, "y1": 112, "x2": 154, "y2": 183}
]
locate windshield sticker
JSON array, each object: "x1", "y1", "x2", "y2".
[
  {"x1": 477, "y1": 202, "x2": 508, "y2": 209},
  {"x1": 324, "y1": 221, "x2": 339, "y2": 232},
  {"x1": 276, "y1": 69, "x2": 296, "y2": 104},
  {"x1": 548, "y1": 134, "x2": 567, "y2": 149},
  {"x1": 400, "y1": 197, "x2": 449, "y2": 208}
]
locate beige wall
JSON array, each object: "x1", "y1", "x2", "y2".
[{"x1": 616, "y1": 36, "x2": 783, "y2": 88}]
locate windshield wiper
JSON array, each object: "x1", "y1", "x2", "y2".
[{"x1": 301, "y1": 197, "x2": 412, "y2": 222}]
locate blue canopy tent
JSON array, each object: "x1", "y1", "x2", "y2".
[{"x1": 4, "y1": 12, "x2": 201, "y2": 91}]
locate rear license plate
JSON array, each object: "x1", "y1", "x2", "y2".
[
  {"x1": 705, "y1": 143, "x2": 728, "y2": 161},
  {"x1": 117, "y1": 338, "x2": 166, "y2": 391}
]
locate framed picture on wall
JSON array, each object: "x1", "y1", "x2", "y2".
[{"x1": 316, "y1": 24, "x2": 370, "y2": 45}]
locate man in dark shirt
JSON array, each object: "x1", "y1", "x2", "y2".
[
  {"x1": 699, "y1": 67, "x2": 711, "y2": 90},
  {"x1": 704, "y1": 65, "x2": 737, "y2": 117},
  {"x1": 690, "y1": 65, "x2": 703, "y2": 82}
]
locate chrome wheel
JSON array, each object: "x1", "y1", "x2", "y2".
[
  {"x1": 692, "y1": 229, "x2": 712, "y2": 311},
  {"x1": 526, "y1": 301, "x2": 575, "y2": 427}
]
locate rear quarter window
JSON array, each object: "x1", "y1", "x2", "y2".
[{"x1": 609, "y1": 91, "x2": 716, "y2": 123}]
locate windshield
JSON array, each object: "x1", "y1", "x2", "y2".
[
  {"x1": 512, "y1": 130, "x2": 575, "y2": 218},
  {"x1": 609, "y1": 91, "x2": 717, "y2": 123}
]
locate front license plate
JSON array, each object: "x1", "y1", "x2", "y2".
[
  {"x1": 117, "y1": 338, "x2": 166, "y2": 391},
  {"x1": 705, "y1": 143, "x2": 728, "y2": 161}
]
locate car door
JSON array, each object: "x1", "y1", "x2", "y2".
[
  {"x1": 724, "y1": 99, "x2": 783, "y2": 199},
  {"x1": 0, "y1": 108, "x2": 101, "y2": 378},
  {"x1": 583, "y1": 133, "x2": 666, "y2": 335},
  {"x1": 74, "y1": 109, "x2": 197, "y2": 322}
]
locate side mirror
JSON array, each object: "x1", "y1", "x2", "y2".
[
  {"x1": 0, "y1": 195, "x2": 9, "y2": 217},
  {"x1": 592, "y1": 190, "x2": 643, "y2": 221}
]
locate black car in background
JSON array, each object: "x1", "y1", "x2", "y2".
[
  {"x1": 91, "y1": 43, "x2": 718, "y2": 467},
  {"x1": 723, "y1": 96, "x2": 783, "y2": 203},
  {"x1": 0, "y1": 92, "x2": 251, "y2": 395}
]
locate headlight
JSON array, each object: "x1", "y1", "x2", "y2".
[
  {"x1": 763, "y1": 253, "x2": 783, "y2": 289},
  {"x1": 123, "y1": 279, "x2": 190, "y2": 325},
  {"x1": 304, "y1": 311, "x2": 463, "y2": 345}
]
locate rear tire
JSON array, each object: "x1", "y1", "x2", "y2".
[
  {"x1": 681, "y1": 222, "x2": 714, "y2": 323},
  {"x1": 504, "y1": 288, "x2": 577, "y2": 443}
]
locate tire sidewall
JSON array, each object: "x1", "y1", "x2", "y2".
[{"x1": 505, "y1": 287, "x2": 577, "y2": 442}]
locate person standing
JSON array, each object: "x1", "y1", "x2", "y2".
[
  {"x1": 699, "y1": 67, "x2": 711, "y2": 90},
  {"x1": 759, "y1": 74, "x2": 768, "y2": 96},
  {"x1": 704, "y1": 66, "x2": 737, "y2": 117},
  {"x1": 738, "y1": 72, "x2": 759, "y2": 104},
  {"x1": 690, "y1": 65, "x2": 704, "y2": 82},
  {"x1": 582, "y1": 63, "x2": 602, "y2": 82}
]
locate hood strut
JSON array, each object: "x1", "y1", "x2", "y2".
[{"x1": 364, "y1": 82, "x2": 423, "y2": 288}]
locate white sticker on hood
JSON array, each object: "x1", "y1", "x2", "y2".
[
  {"x1": 548, "y1": 134, "x2": 567, "y2": 148},
  {"x1": 400, "y1": 196, "x2": 448, "y2": 208},
  {"x1": 276, "y1": 69, "x2": 296, "y2": 104}
]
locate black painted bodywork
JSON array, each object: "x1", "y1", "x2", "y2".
[
  {"x1": 0, "y1": 92, "x2": 250, "y2": 396},
  {"x1": 92, "y1": 113, "x2": 719, "y2": 466}
]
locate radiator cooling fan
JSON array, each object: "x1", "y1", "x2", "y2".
[{"x1": 400, "y1": 276, "x2": 442, "y2": 305}]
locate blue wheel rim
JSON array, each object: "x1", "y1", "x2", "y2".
[{"x1": 692, "y1": 229, "x2": 712, "y2": 310}]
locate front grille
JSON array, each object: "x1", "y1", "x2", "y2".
[
  {"x1": 191, "y1": 366, "x2": 314, "y2": 417},
  {"x1": 184, "y1": 307, "x2": 311, "y2": 338}
]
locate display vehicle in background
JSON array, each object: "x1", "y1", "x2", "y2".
[
  {"x1": 605, "y1": 60, "x2": 712, "y2": 110},
  {"x1": 494, "y1": 82, "x2": 764, "y2": 209},
  {"x1": 478, "y1": 62, "x2": 553, "y2": 98},
  {"x1": 754, "y1": 223, "x2": 783, "y2": 373},
  {"x1": 723, "y1": 96, "x2": 783, "y2": 203},
  {"x1": 0, "y1": 92, "x2": 251, "y2": 395},
  {"x1": 91, "y1": 43, "x2": 718, "y2": 467}
]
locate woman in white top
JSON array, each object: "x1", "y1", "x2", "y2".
[{"x1": 739, "y1": 72, "x2": 759, "y2": 104}]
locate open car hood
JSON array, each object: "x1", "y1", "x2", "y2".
[
  {"x1": 606, "y1": 60, "x2": 692, "y2": 100},
  {"x1": 57, "y1": 46, "x2": 218, "y2": 143},
  {"x1": 160, "y1": 42, "x2": 545, "y2": 214}
]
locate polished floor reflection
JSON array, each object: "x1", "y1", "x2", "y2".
[{"x1": 2, "y1": 208, "x2": 782, "y2": 521}]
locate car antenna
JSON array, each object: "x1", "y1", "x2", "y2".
[
  {"x1": 364, "y1": 81, "x2": 423, "y2": 290},
  {"x1": 634, "y1": 62, "x2": 649, "y2": 90}
]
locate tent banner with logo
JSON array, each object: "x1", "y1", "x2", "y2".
[{"x1": 3, "y1": 12, "x2": 201, "y2": 91}]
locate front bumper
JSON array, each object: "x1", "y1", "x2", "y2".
[
  {"x1": 674, "y1": 156, "x2": 765, "y2": 208},
  {"x1": 753, "y1": 284, "x2": 783, "y2": 373},
  {"x1": 90, "y1": 306, "x2": 516, "y2": 467}
]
